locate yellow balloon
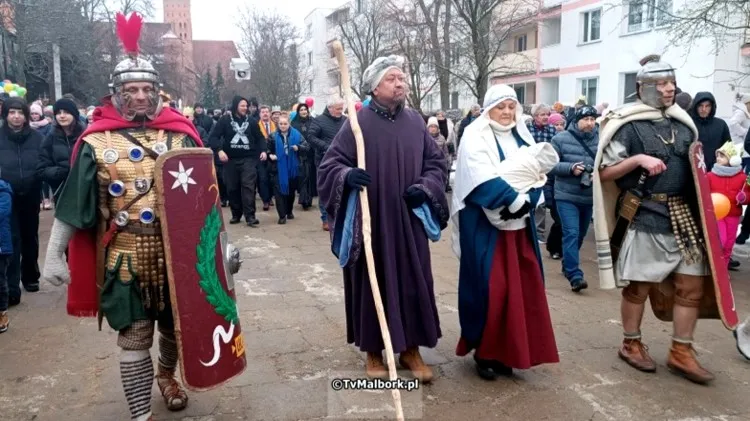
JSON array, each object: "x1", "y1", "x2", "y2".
[{"x1": 3, "y1": 84, "x2": 13, "y2": 93}]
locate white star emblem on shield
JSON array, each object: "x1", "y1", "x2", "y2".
[{"x1": 169, "y1": 161, "x2": 196, "y2": 194}]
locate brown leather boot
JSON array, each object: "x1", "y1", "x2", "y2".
[
  {"x1": 618, "y1": 338, "x2": 657, "y2": 372},
  {"x1": 667, "y1": 341, "x2": 714, "y2": 384},
  {"x1": 399, "y1": 347, "x2": 433, "y2": 383},
  {"x1": 366, "y1": 352, "x2": 388, "y2": 379}
]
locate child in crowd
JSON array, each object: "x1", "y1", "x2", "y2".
[
  {"x1": 427, "y1": 117, "x2": 451, "y2": 190},
  {"x1": 549, "y1": 113, "x2": 566, "y2": 133},
  {"x1": 708, "y1": 142, "x2": 748, "y2": 270},
  {"x1": 0, "y1": 170, "x2": 12, "y2": 332}
]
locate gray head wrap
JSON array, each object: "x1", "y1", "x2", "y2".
[{"x1": 362, "y1": 55, "x2": 405, "y2": 94}]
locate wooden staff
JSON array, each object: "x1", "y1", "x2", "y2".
[{"x1": 332, "y1": 40, "x2": 405, "y2": 421}]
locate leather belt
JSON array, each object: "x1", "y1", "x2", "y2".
[
  {"x1": 647, "y1": 193, "x2": 669, "y2": 203},
  {"x1": 119, "y1": 221, "x2": 161, "y2": 236}
]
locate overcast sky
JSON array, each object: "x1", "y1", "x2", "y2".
[{"x1": 151, "y1": 0, "x2": 344, "y2": 42}]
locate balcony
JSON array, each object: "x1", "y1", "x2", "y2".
[
  {"x1": 491, "y1": 49, "x2": 538, "y2": 79},
  {"x1": 540, "y1": 44, "x2": 562, "y2": 72}
]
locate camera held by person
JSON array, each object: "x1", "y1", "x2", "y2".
[{"x1": 576, "y1": 163, "x2": 594, "y2": 188}]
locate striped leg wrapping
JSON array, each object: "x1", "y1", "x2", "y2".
[
  {"x1": 158, "y1": 331, "x2": 179, "y2": 373},
  {"x1": 120, "y1": 350, "x2": 154, "y2": 420}
]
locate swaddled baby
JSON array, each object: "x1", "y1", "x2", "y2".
[
  {"x1": 496, "y1": 142, "x2": 558, "y2": 192},
  {"x1": 484, "y1": 142, "x2": 559, "y2": 229}
]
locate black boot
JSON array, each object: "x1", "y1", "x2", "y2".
[
  {"x1": 473, "y1": 356, "x2": 512, "y2": 380},
  {"x1": 229, "y1": 217, "x2": 241, "y2": 224},
  {"x1": 737, "y1": 231, "x2": 750, "y2": 245},
  {"x1": 277, "y1": 217, "x2": 287, "y2": 225}
]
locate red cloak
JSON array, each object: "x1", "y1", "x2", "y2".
[{"x1": 66, "y1": 98, "x2": 203, "y2": 317}]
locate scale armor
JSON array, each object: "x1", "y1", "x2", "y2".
[{"x1": 85, "y1": 129, "x2": 189, "y2": 309}]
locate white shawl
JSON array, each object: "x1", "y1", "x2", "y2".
[
  {"x1": 592, "y1": 102, "x2": 698, "y2": 289},
  {"x1": 450, "y1": 84, "x2": 537, "y2": 258}
]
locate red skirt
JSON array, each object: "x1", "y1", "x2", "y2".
[{"x1": 456, "y1": 229, "x2": 559, "y2": 369}]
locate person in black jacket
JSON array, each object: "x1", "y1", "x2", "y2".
[
  {"x1": 688, "y1": 92, "x2": 738, "y2": 268},
  {"x1": 209, "y1": 95, "x2": 266, "y2": 226},
  {"x1": 0, "y1": 98, "x2": 44, "y2": 304},
  {"x1": 37, "y1": 98, "x2": 85, "y2": 204},
  {"x1": 688, "y1": 92, "x2": 731, "y2": 171},
  {"x1": 193, "y1": 102, "x2": 214, "y2": 134},
  {"x1": 307, "y1": 98, "x2": 347, "y2": 230},
  {"x1": 291, "y1": 103, "x2": 314, "y2": 210},
  {"x1": 184, "y1": 106, "x2": 227, "y2": 206}
]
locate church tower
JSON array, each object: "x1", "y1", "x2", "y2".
[
  {"x1": 163, "y1": 0, "x2": 193, "y2": 42},
  {"x1": 161, "y1": 0, "x2": 196, "y2": 104}
]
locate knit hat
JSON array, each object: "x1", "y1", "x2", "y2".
[
  {"x1": 552, "y1": 102, "x2": 564, "y2": 113},
  {"x1": 182, "y1": 106, "x2": 195, "y2": 117},
  {"x1": 30, "y1": 102, "x2": 43, "y2": 116},
  {"x1": 53, "y1": 98, "x2": 80, "y2": 121},
  {"x1": 717, "y1": 142, "x2": 742, "y2": 167},
  {"x1": 675, "y1": 92, "x2": 692, "y2": 110},
  {"x1": 548, "y1": 113, "x2": 565, "y2": 126},
  {"x1": 576, "y1": 95, "x2": 587, "y2": 106},
  {"x1": 271, "y1": 105, "x2": 281, "y2": 114},
  {"x1": 427, "y1": 116, "x2": 439, "y2": 128},
  {"x1": 575, "y1": 105, "x2": 598, "y2": 122}
]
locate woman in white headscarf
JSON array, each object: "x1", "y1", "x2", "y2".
[{"x1": 452, "y1": 84, "x2": 559, "y2": 380}]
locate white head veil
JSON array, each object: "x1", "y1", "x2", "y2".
[
  {"x1": 450, "y1": 84, "x2": 536, "y2": 257},
  {"x1": 362, "y1": 55, "x2": 405, "y2": 94}
]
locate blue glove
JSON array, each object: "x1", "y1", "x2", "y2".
[
  {"x1": 403, "y1": 186, "x2": 427, "y2": 209},
  {"x1": 346, "y1": 168, "x2": 371, "y2": 191}
]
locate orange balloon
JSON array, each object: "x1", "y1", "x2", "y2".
[{"x1": 711, "y1": 192, "x2": 731, "y2": 221}]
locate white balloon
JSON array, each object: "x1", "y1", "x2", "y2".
[{"x1": 8, "y1": 91, "x2": 18, "y2": 97}]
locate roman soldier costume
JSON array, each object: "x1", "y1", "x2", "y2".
[
  {"x1": 592, "y1": 55, "x2": 738, "y2": 384},
  {"x1": 42, "y1": 13, "x2": 245, "y2": 421}
]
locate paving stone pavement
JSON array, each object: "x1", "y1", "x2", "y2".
[{"x1": 2, "y1": 203, "x2": 750, "y2": 421}]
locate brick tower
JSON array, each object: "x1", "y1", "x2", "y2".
[
  {"x1": 162, "y1": 0, "x2": 195, "y2": 104},
  {"x1": 163, "y1": 0, "x2": 193, "y2": 42}
]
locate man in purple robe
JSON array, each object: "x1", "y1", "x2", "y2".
[{"x1": 317, "y1": 55, "x2": 449, "y2": 383}]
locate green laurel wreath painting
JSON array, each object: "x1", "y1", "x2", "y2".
[{"x1": 196, "y1": 205, "x2": 239, "y2": 325}]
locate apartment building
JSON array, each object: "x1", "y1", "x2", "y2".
[
  {"x1": 491, "y1": 0, "x2": 750, "y2": 118},
  {"x1": 299, "y1": 0, "x2": 477, "y2": 114}
]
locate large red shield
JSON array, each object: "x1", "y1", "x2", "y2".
[
  {"x1": 154, "y1": 148, "x2": 246, "y2": 391},
  {"x1": 690, "y1": 142, "x2": 739, "y2": 330}
]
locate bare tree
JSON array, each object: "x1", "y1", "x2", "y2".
[
  {"x1": 451, "y1": 0, "x2": 538, "y2": 102},
  {"x1": 409, "y1": 0, "x2": 454, "y2": 110},
  {"x1": 237, "y1": 8, "x2": 301, "y2": 107},
  {"x1": 0, "y1": 0, "x2": 158, "y2": 103},
  {"x1": 386, "y1": 4, "x2": 438, "y2": 113},
  {"x1": 334, "y1": 3, "x2": 394, "y2": 98}
]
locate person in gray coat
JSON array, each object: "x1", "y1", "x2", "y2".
[{"x1": 550, "y1": 105, "x2": 599, "y2": 292}]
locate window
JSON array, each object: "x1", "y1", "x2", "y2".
[
  {"x1": 513, "y1": 85, "x2": 526, "y2": 104},
  {"x1": 450, "y1": 44, "x2": 460, "y2": 66},
  {"x1": 625, "y1": 0, "x2": 672, "y2": 33},
  {"x1": 306, "y1": 24, "x2": 312, "y2": 39},
  {"x1": 514, "y1": 34, "x2": 528, "y2": 52},
  {"x1": 308, "y1": 52, "x2": 312, "y2": 66},
  {"x1": 308, "y1": 80, "x2": 313, "y2": 92},
  {"x1": 451, "y1": 91, "x2": 459, "y2": 109},
  {"x1": 582, "y1": 9, "x2": 601, "y2": 43},
  {"x1": 623, "y1": 72, "x2": 637, "y2": 103},
  {"x1": 580, "y1": 77, "x2": 598, "y2": 105}
]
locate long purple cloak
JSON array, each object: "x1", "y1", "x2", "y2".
[{"x1": 317, "y1": 106, "x2": 449, "y2": 353}]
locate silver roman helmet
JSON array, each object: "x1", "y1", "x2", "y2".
[
  {"x1": 110, "y1": 12, "x2": 163, "y2": 121},
  {"x1": 636, "y1": 54, "x2": 676, "y2": 109}
]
